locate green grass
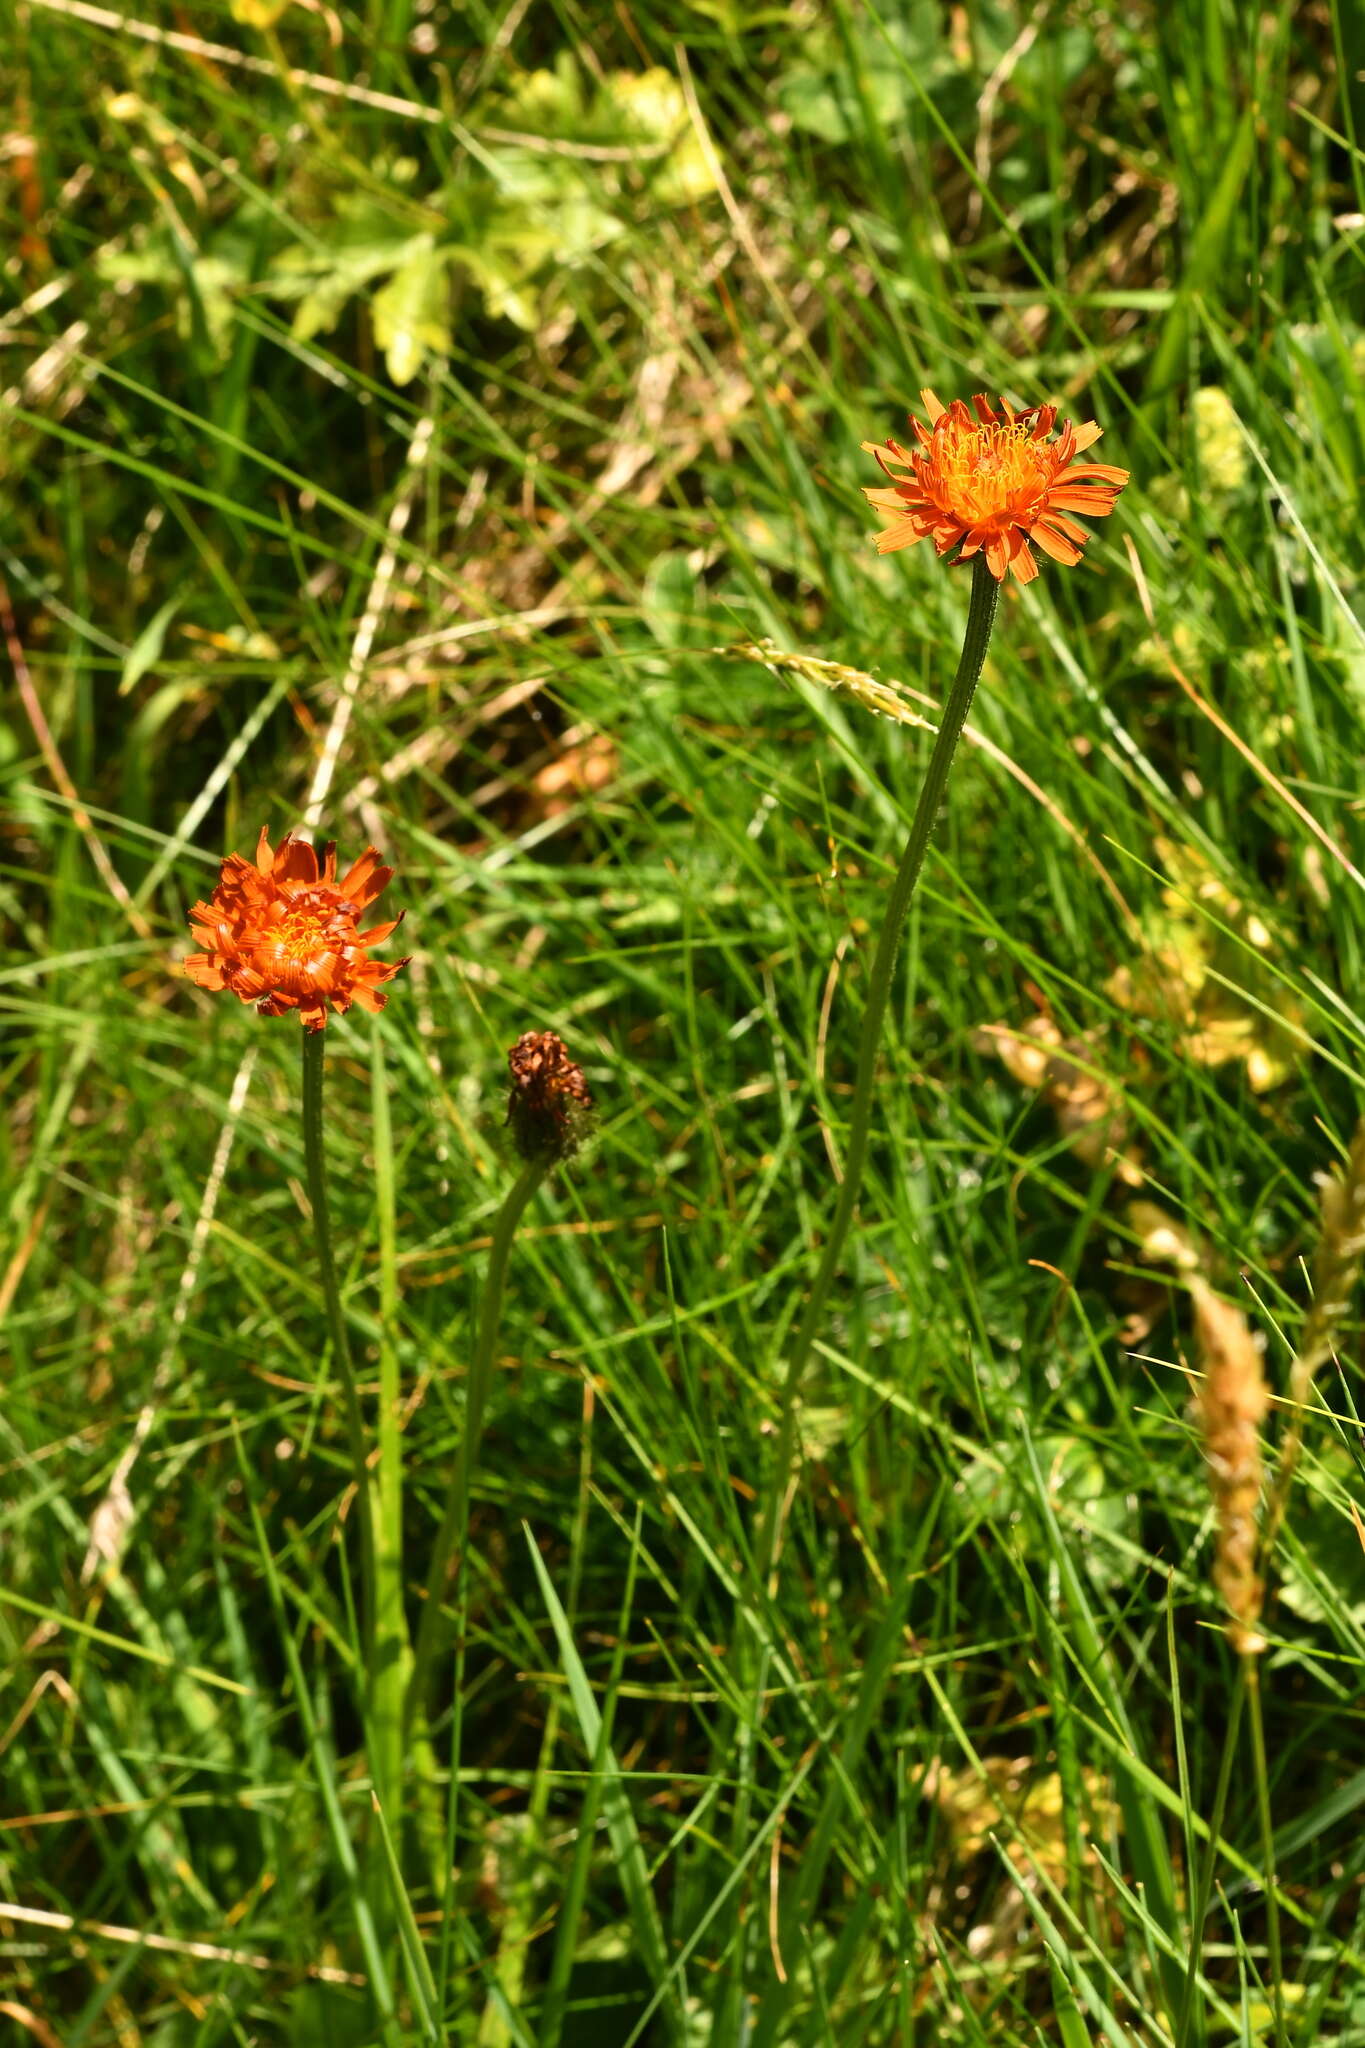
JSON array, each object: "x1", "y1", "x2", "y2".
[{"x1": 5, "y1": 0, "x2": 1365, "y2": 2040}]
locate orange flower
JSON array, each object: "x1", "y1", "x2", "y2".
[
  {"x1": 863, "y1": 389, "x2": 1129, "y2": 585},
  {"x1": 185, "y1": 828, "x2": 409, "y2": 1031}
]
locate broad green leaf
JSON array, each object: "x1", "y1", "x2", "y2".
[
  {"x1": 371, "y1": 234, "x2": 452, "y2": 384},
  {"x1": 603, "y1": 68, "x2": 717, "y2": 206},
  {"x1": 492, "y1": 59, "x2": 716, "y2": 209},
  {"x1": 272, "y1": 231, "x2": 426, "y2": 344},
  {"x1": 453, "y1": 240, "x2": 543, "y2": 332}
]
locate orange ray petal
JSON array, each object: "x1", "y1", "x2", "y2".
[
  {"x1": 1030, "y1": 522, "x2": 1083, "y2": 565},
  {"x1": 983, "y1": 535, "x2": 1009, "y2": 580},
  {"x1": 1062, "y1": 462, "x2": 1130, "y2": 485},
  {"x1": 1008, "y1": 537, "x2": 1039, "y2": 583},
  {"x1": 866, "y1": 444, "x2": 912, "y2": 482},
  {"x1": 1041, "y1": 496, "x2": 1122, "y2": 523},
  {"x1": 873, "y1": 519, "x2": 928, "y2": 555},
  {"x1": 1038, "y1": 508, "x2": 1090, "y2": 544},
  {"x1": 363, "y1": 955, "x2": 410, "y2": 986},
  {"x1": 339, "y1": 847, "x2": 388, "y2": 905},
  {"x1": 276, "y1": 836, "x2": 319, "y2": 884}
]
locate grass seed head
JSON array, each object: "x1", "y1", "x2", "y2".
[
  {"x1": 1190, "y1": 1276, "x2": 1268, "y2": 1656},
  {"x1": 1295, "y1": 1115, "x2": 1365, "y2": 1403}
]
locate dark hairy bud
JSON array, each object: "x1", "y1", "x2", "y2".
[{"x1": 506, "y1": 1031, "x2": 593, "y2": 1163}]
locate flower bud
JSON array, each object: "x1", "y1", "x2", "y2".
[{"x1": 506, "y1": 1031, "x2": 593, "y2": 1164}]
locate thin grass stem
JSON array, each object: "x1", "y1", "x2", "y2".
[
  {"x1": 1245, "y1": 1655, "x2": 1286, "y2": 2047},
  {"x1": 1175, "y1": 1661, "x2": 1246, "y2": 2048}
]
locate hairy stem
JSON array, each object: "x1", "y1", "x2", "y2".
[
  {"x1": 302, "y1": 1026, "x2": 376, "y2": 1646},
  {"x1": 406, "y1": 1154, "x2": 547, "y2": 1729},
  {"x1": 369, "y1": 1031, "x2": 410, "y2": 1823},
  {"x1": 757, "y1": 555, "x2": 1000, "y2": 1579}
]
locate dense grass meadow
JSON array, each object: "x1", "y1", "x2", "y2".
[{"x1": 9, "y1": 0, "x2": 1365, "y2": 2039}]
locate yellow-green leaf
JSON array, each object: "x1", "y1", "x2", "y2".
[{"x1": 372, "y1": 235, "x2": 451, "y2": 385}]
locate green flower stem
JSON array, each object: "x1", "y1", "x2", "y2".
[
  {"x1": 369, "y1": 1031, "x2": 410, "y2": 1825},
  {"x1": 406, "y1": 1153, "x2": 547, "y2": 1730},
  {"x1": 301, "y1": 1026, "x2": 376, "y2": 1646},
  {"x1": 758, "y1": 555, "x2": 1000, "y2": 1579}
]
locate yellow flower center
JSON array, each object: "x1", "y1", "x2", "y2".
[
  {"x1": 256, "y1": 890, "x2": 358, "y2": 986},
  {"x1": 277, "y1": 910, "x2": 333, "y2": 964},
  {"x1": 933, "y1": 420, "x2": 1052, "y2": 524}
]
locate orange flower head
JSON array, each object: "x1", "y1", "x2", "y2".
[
  {"x1": 863, "y1": 389, "x2": 1129, "y2": 585},
  {"x1": 184, "y1": 828, "x2": 409, "y2": 1032}
]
